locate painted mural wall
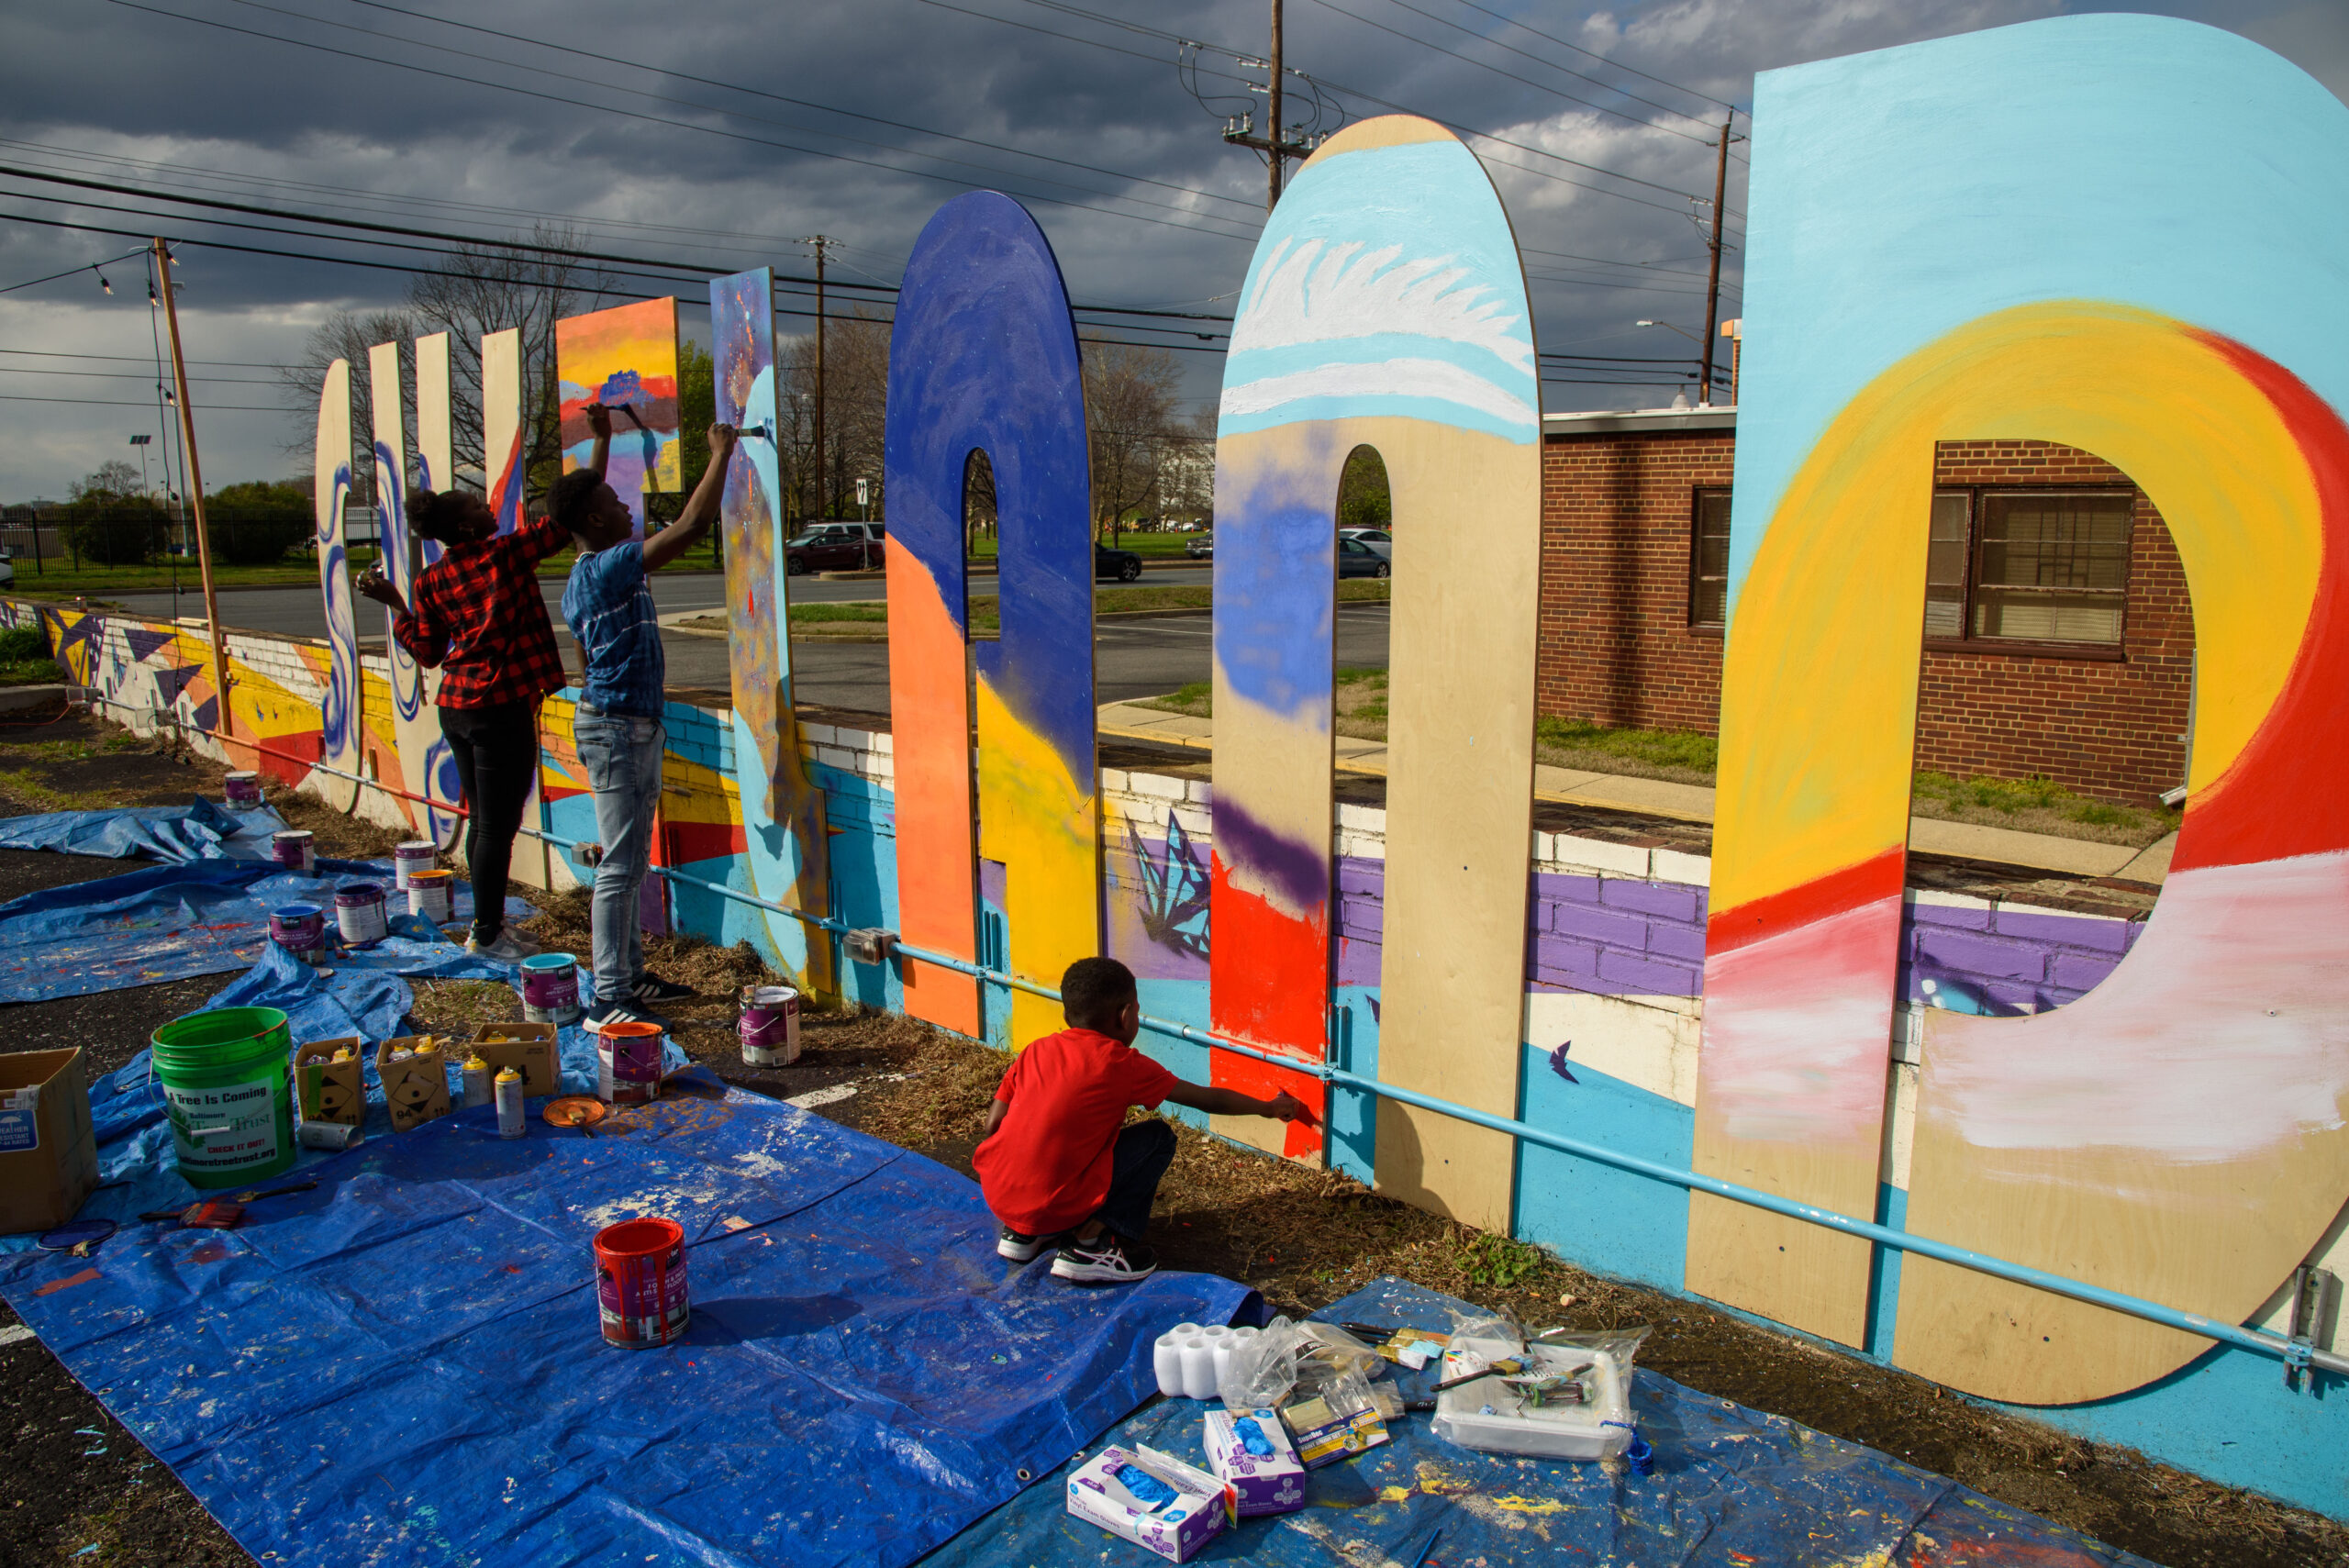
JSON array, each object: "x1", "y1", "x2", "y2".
[{"x1": 21, "y1": 8, "x2": 2349, "y2": 1522}]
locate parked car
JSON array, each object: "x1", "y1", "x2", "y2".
[
  {"x1": 1340, "y1": 528, "x2": 1392, "y2": 556},
  {"x1": 785, "y1": 519, "x2": 885, "y2": 574},
  {"x1": 1338, "y1": 536, "x2": 1391, "y2": 579},
  {"x1": 1184, "y1": 532, "x2": 1213, "y2": 559},
  {"x1": 1095, "y1": 542, "x2": 1145, "y2": 582}
]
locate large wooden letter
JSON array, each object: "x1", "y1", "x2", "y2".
[{"x1": 1694, "y1": 16, "x2": 2349, "y2": 1394}]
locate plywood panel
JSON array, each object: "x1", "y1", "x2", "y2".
[
  {"x1": 309, "y1": 357, "x2": 362, "y2": 814},
  {"x1": 367, "y1": 342, "x2": 460, "y2": 849},
  {"x1": 711, "y1": 267, "x2": 834, "y2": 998},
  {"x1": 478, "y1": 327, "x2": 550, "y2": 890},
  {"x1": 413, "y1": 331, "x2": 452, "y2": 495},
  {"x1": 554, "y1": 299, "x2": 679, "y2": 541},
  {"x1": 886, "y1": 195, "x2": 1102, "y2": 1040}
]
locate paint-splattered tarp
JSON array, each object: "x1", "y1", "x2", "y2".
[
  {"x1": 0, "y1": 1070, "x2": 1252, "y2": 1568},
  {"x1": 0, "y1": 795, "x2": 285, "y2": 862},
  {"x1": 0, "y1": 854, "x2": 529, "y2": 1002},
  {"x1": 919, "y1": 1277, "x2": 2163, "y2": 1568}
]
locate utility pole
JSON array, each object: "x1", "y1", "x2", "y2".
[
  {"x1": 1222, "y1": 0, "x2": 1313, "y2": 210},
  {"x1": 812, "y1": 236, "x2": 828, "y2": 523},
  {"x1": 1698, "y1": 113, "x2": 1734, "y2": 406},
  {"x1": 151, "y1": 238, "x2": 231, "y2": 748}
]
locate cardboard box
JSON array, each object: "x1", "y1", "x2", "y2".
[
  {"x1": 0, "y1": 1048, "x2": 97, "y2": 1234},
  {"x1": 1202, "y1": 1407, "x2": 1307, "y2": 1517},
  {"x1": 468, "y1": 1022, "x2": 558, "y2": 1098},
  {"x1": 375, "y1": 1038, "x2": 452, "y2": 1133},
  {"x1": 1065, "y1": 1444, "x2": 1230, "y2": 1562},
  {"x1": 294, "y1": 1039, "x2": 365, "y2": 1127}
]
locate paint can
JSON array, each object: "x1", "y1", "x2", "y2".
[
  {"x1": 595, "y1": 1019, "x2": 664, "y2": 1106},
  {"x1": 297, "y1": 1120, "x2": 362, "y2": 1151},
  {"x1": 333, "y1": 881, "x2": 388, "y2": 947},
  {"x1": 521, "y1": 953, "x2": 583, "y2": 1026},
  {"x1": 150, "y1": 1006, "x2": 296, "y2": 1188},
  {"x1": 223, "y1": 771, "x2": 262, "y2": 807},
  {"x1": 393, "y1": 840, "x2": 436, "y2": 891},
  {"x1": 595, "y1": 1217, "x2": 689, "y2": 1350},
  {"x1": 495, "y1": 1066, "x2": 525, "y2": 1139},
  {"x1": 739, "y1": 984, "x2": 802, "y2": 1067},
  {"x1": 269, "y1": 903, "x2": 327, "y2": 965},
  {"x1": 272, "y1": 829, "x2": 315, "y2": 877},
  {"x1": 406, "y1": 868, "x2": 455, "y2": 925}
]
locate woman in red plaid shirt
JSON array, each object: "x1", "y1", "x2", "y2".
[{"x1": 356, "y1": 408, "x2": 610, "y2": 961}]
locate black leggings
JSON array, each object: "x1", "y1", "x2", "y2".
[{"x1": 439, "y1": 700, "x2": 539, "y2": 942}]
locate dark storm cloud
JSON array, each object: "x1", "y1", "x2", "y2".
[{"x1": 0, "y1": 0, "x2": 2342, "y2": 494}]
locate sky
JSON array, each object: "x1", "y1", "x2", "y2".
[{"x1": 0, "y1": 0, "x2": 2343, "y2": 500}]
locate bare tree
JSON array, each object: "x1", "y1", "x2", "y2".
[
  {"x1": 1082, "y1": 341, "x2": 1184, "y2": 539},
  {"x1": 781, "y1": 307, "x2": 889, "y2": 523},
  {"x1": 281, "y1": 226, "x2": 613, "y2": 506}
]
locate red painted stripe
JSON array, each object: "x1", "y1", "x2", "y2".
[
  {"x1": 1705, "y1": 845, "x2": 1906, "y2": 957},
  {"x1": 2171, "y1": 332, "x2": 2349, "y2": 872}
]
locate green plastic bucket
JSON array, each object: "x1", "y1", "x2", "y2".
[{"x1": 151, "y1": 1006, "x2": 297, "y2": 1189}]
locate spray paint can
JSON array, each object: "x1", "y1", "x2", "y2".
[
  {"x1": 297, "y1": 1121, "x2": 362, "y2": 1151},
  {"x1": 462, "y1": 1053, "x2": 493, "y2": 1109},
  {"x1": 495, "y1": 1066, "x2": 525, "y2": 1139}
]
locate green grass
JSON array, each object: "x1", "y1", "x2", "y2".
[
  {"x1": 1534, "y1": 716, "x2": 1720, "y2": 777},
  {"x1": 0, "y1": 659, "x2": 61, "y2": 687},
  {"x1": 1912, "y1": 770, "x2": 2177, "y2": 840},
  {"x1": 788, "y1": 602, "x2": 888, "y2": 625},
  {"x1": 969, "y1": 531, "x2": 1203, "y2": 561}
]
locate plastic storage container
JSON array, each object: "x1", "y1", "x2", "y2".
[{"x1": 1429, "y1": 1334, "x2": 1633, "y2": 1461}]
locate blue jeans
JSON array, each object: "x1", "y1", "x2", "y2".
[{"x1": 573, "y1": 703, "x2": 664, "y2": 1006}]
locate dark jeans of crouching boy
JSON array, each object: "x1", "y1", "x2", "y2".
[{"x1": 1093, "y1": 1119, "x2": 1177, "y2": 1240}]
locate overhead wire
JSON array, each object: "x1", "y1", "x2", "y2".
[
  {"x1": 1439, "y1": 0, "x2": 1736, "y2": 112},
  {"x1": 0, "y1": 244, "x2": 148, "y2": 295}
]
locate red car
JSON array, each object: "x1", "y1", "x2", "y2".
[{"x1": 785, "y1": 521, "x2": 885, "y2": 574}]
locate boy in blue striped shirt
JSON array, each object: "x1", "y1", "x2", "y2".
[{"x1": 555, "y1": 411, "x2": 739, "y2": 1028}]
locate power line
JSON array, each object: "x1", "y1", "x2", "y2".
[
  {"x1": 1302, "y1": 0, "x2": 1716, "y2": 141},
  {"x1": 101, "y1": 0, "x2": 1265, "y2": 247},
  {"x1": 0, "y1": 244, "x2": 148, "y2": 295},
  {"x1": 338, "y1": 0, "x2": 1264, "y2": 215},
  {"x1": 0, "y1": 366, "x2": 289, "y2": 386},
  {"x1": 0, "y1": 348, "x2": 298, "y2": 368},
  {"x1": 1440, "y1": 0, "x2": 1735, "y2": 113},
  {"x1": 0, "y1": 393, "x2": 290, "y2": 411}
]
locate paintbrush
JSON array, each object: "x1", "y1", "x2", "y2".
[{"x1": 139, "y1": 1181, "x2": 317, "y2": 1230}]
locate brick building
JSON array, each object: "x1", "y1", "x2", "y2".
[{"x1": 1535, "y1": 406, "x2": 2194, "y2": 805}]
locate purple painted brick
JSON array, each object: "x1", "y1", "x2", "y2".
[
  {"x1": 1337, "y1": 859, "x2": 1385, "y2": 898},
  {"x1": 1548, "y1": 902, "x2": 1649, "y2": 950},
  {"x1": 1600, "y1": 878, "x2": 1703, "y2": 923},
  {"x1": 1533, "y1": 934, "x2": 1600, "y2": 979},
  {"x1": 1995, "y1": 908, "x2": 2133, "y2": 953},
  {"x1": 1339, "y1": 895, "x2": 1385, "y2": 940},
  {"x1": 1914, "y1": 927, "x2": 2047, "y2": 983},
  {"x1": 1908, "y1": 902, "x2": 1997, "y2": 932},
  {"x1": 1597, "y1": 948, "x2": 1703, "y2": 996},
  {"x1": 1534, "y1": 871, "x2": 1603, "y2": 906},
  {"x1": 1646, "y1": 921, "x2": 1708, "y2": 963},
  {"x1": 1336, "y1": 937, "x2": 1382, "y2": 988},
  {"x1": 1982, "y1": 980, "x2": 2044, "y2": 1014},
  {"x1": 2123, "y1": 919, "x2": 2147, "y2": 949},
  {"x1": 2049, "y1": 951, "x2": 2123, "y2": 993}
]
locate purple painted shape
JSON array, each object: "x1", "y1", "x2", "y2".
[
  {"x1": 1914, "y1": 927, "x2": 2047, "y2": 982},
  {"x1": 1533, "y1": 870, "x2": 1603, "y2": 908},
  {"x1": 1646, "y1": 922, "x2": 1708, "y2": 963},
  {"x1": 1212, "y1": 795, "x2": 1327, "y2": 912},
  {"x1": 2050, "y1": 951, "x2": 2125, "y2": 992},
  {"x1": 1337, "y1": 860, "x2": 1385, "y2": 897},
  {"x1": 1598, "y1": 949, "x2": 1702, "y2": 996},
  {"x1": 123, "y1": 627, "x2": 176, "y2": 664},
  {"x1": 1600, "y1": 879, "x2": 1702, "y2": 923},
  {"x1": 1909, "y1": 901, "x2": 1997, "y2": 930},
  {"x1": 1335, "y1": 936, "x2": 1381, "y2": 987},
  {"x1": 980, "y1": 858, "x2": 1008, "y2": 909},
  {"x1": 1548, "y1": 902, "x2": 1649, "y2": 951},
  {"x1": 1340, "y1": 895, "x2": 1384, "y2": 938},
  {"x1": 1533, "y1": 934, "x2": 1599, "y2": 980}
]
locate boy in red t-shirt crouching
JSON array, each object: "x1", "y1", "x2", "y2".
[{"x1": 974, "y1": 956, "x2": 1312, "y2": 1284}]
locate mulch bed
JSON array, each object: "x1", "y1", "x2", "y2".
[{"x1": 0, "y1": 707, "x2": 2340, "y2": 1566}]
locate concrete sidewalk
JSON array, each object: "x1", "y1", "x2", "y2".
[{"x1": 1097, "y1": 698, "x2": 2176, "y2": 886}]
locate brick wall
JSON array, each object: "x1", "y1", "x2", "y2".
[{"x1": 1536, "y1": 425, "x2": 2193, "y2": 804}]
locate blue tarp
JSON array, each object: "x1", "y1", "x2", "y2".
[
  {"x1": 0, "y1": 1071, "x2": 1251, "y2": 1568},
  {"x1": 0, "y1": 796, "x2": 285, "y2": 862},
  {"x1": 922, "y1": 1276, "x2": 2161, "y2": 1568},
  {"x1": 0, "y1": 855, "x2": 526, "y2": 1002}
]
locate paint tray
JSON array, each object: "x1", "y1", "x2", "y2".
[
  {"x1": 374, "y1": 1038, "x2": 452, "y2": 1134},
  {"x1": 469, "y1": 1023, "x2": 558, "y2": 1097},
  {"x1": 294, "y1": 1039, "x2": 364, "y2": 1127},
  {"x1": 1430, "y1": 1334, "x2": 1634, "y2": 1462}
]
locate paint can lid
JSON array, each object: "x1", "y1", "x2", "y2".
[
  {"x1": 272, "y1": 903, "x2": 321, "y2": 919},
  {"x1": 273, "y1": 828, "x2": 313, "y2": 842},
  {"x1": 543, "y1": 1095, "x2": 607, "y2": 1128}
]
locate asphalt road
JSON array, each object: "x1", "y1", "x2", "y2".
[{"x1": 102, "y1": 569, "x2": 1382, "y2": 716}]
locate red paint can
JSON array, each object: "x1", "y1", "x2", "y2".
[{"x1": 595, "y1": 1217, "x2": 689, "y2": 1350}]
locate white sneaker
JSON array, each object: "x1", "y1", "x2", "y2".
[{"x1": 467, "y1": 929, "x2": 540, "y2": 962}]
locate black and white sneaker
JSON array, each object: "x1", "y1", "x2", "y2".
[
  {"x1": 629, "y1": 973, "x2": 696, "y2": 1006},
  {"x1": 583, "y1": 996, "x2": 662, "y2": 1030},
  {"x1": 1052, "y1": 1233, "x2": 1158, "y2": 1285},
  {"x1": 997, "y1": 1225, "x2": 1062, "y2": 1262}
]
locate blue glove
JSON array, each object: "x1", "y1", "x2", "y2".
[
  {"x1": 1116, "y1": 1462, "x2": 1178, "y2": 1508},
  {"x1": 1233, "y1": 1417, "x2": 1275, "y2": 1457}
]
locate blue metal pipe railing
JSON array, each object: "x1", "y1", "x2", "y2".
[{"x1": 157, "y1": 706, "x2": 2348, "y2": 1384}]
